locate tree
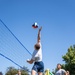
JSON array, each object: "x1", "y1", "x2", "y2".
[
  {"x1": 62, "y1": 45, "x2": 75, "y2": 75},
  {"x1": 5, "y1": 67, "x2": 17, "y2": 75},
  {"x1": 20, "y1": 66, "x2": 30, "y2": 75},
  {"x1": 5, "y1": 66, "x2": 29, "y2": 75}
]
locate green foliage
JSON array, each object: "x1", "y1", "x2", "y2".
[
  {"x1": 5, "y1": 66, "x2": 29, "y2": 75},
  {"x1": 5, "y1": 67, "x2": 17, "y2": 75},
  {"x1": 62, "y1": 45, "x2": 75, "y2": 75}
]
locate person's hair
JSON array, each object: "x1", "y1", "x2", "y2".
[
  {"x1": 66, "y1": 71, "x2": 70, "y2": 74},
  {"x1": 57, "y1": 63, "x2": 61, "y2": 66},
  {"x1": 34, "y1": 43, "x2": 40, "y2": 50}
]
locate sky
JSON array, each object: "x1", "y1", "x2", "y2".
[{"x1": 0, "y1": 0, "x2": 75, "y2": 74}]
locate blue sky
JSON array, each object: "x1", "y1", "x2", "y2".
[{"x1": 0, "y1": 0, "x2": 75, "y2": 74}]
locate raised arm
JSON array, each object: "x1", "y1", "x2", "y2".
[{"x1": 37, "y1": 27, "x2": 42, "y2": 43}]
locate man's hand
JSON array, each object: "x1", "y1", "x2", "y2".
[
  {"x1": 27, "y1": 59, "x2": 34, "y2": 64},
  {"x1": 39, "y1": 26, "x2": 42, "y2": 32}
]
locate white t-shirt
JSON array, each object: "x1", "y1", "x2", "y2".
[
  {"x1": 55, "y1": 69, "x2": 66, "y2": 75},
  {"x1": 31, "y1": 42, "x2": 42, "y2": 62}
]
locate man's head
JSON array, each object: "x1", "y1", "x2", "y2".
[
  {"x1": 34, "y1": 43, "x2": 40, "y2": 50},
  {"x1": 57, "y1": 63, "x2": 62, "y2": 70},
  {"x1": 66, "y1": 71, "x2": 70, "y2": 75}
]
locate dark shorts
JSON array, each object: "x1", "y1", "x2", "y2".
[{"x1": 32, "y1": 61, "x2": 44, "y2": 72}]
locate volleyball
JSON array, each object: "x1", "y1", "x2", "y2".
[{"x1": 32, "y1": 22, "x2": 38, "y2": 28}]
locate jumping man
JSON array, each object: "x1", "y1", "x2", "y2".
[{"x1": 27, "y1": 27, "x2": 44, "y2": 75}]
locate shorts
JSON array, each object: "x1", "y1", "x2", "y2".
[{"x1": 32, "y1": 61, "x2": 44, "y2": 72}]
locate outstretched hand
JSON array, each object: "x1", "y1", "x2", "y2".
[
  {"x1": 37, "y1": 26, "x2": 42, "y2": 43},
  {"x1": 39, "y1": 26, "x2": 42, "y2": 32},
  {"x1": 27, "y1": 59, "x2": 34, "y2": 64}
]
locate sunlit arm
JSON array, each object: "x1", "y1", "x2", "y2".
[{"x1": 37, "y1": 27, "x2": 42, "y2": 43}]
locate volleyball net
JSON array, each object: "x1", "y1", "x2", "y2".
[{"x1": 0, "y1": 19, "x2": 32, "y2": 71}]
